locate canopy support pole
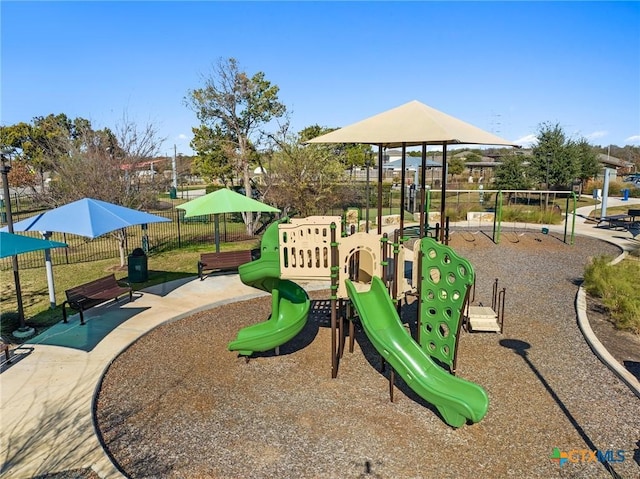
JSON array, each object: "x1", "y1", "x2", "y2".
[
  {"x1": 419, "y1": 143, "x2": 427, "y2": 237},
  {"x1": 377, "y1": 145, "x2": 383, "y2": 235},
  {"x1": 1, "y1": 160, "x2": 29, "y2": 333},
  {"x1": 42, "y1": 232, "x2": 56, "y2": 309},
  {"x1": 214, "y1": 214, "x2": 221, "y2": 253},
  {"x1": 400, "y1": 143, "x2": 406, "y2": 237},
  {"x1": 439, "y1": 143, "x2": 448, "y2": 243}
]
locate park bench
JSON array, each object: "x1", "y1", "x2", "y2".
[
  {"x1": 62, "y1": 274, "x2": 133, "y2": 325},
  {"x1": 198, "y1": 250, "x2": 253, "y2": 280}
]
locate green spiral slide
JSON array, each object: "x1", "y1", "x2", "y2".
[
  {"x1": 345, "y1": 276, "x2": 489, "y2": 428},
  {"x1": 227, "y1": 221, "x2": 310, "y2": 356}
]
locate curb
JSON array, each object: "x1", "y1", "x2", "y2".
[{"x1": 575, "y1": 286, "x2": 640, "y2": 399}]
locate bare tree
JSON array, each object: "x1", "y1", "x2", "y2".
[
  {"x1": 49, "y1": 115, "x2": 167, "y2": 209},
  {"x1": 48, "y1": 115, "x2": 167, "y2": 267}
]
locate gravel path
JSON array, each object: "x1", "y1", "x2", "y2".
[{"x1": 95, "y1": 231, "x2": 639, "y2": 479}]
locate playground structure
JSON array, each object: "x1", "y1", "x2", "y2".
[
  {"x1": 463, "y1": 278, "x2": 506, "y2": 334},
  {"x1": 227, "y1": 214, "x2": 489, "y2": 428},
  {"x1": 227, "y1": 188, "x2": 579, "y2": 427}
]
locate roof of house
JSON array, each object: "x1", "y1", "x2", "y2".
[
  {"x1": 383, "y1": 156, "x2": 441, "y2": 170},
  {"x1": 597, "y1": 153, "x2": 634, "y2": 169}
]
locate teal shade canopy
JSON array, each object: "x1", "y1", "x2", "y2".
[{"x1": 0, "y1": 232, "x2": 68, "y2": 258}]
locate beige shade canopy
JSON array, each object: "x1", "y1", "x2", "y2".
[
  {"x1": 307, "y1": 100, "x2": 519, "y2": 242},
  {"x1": 306, "y1": 100, "x2": 518, "y2": 148}
]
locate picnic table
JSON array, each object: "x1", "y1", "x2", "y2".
[{"x1": 598, "y1": 208, "x2": 640, "y2": 230}]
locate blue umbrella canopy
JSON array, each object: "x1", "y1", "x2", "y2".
[
  {"x1": 7, "y1": 198, "x2": 170, "y2": 238},
  {"x1": 0, "y1": 232, "x2": 67, "y2": 259}
]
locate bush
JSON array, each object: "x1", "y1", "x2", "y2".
[
  {"x1": 583, "y1": 256, "x2": 640, "y2": 334},
  {"x1": 585, "y1": 179, "x2": 640, "y2": 198}
]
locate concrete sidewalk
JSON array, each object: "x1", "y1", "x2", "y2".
[
  {"x1": 1, "y1": 197, "x2": 638, "y2": 478},
  {"x1": 0, "y1": 274, "x2": 284, "y2": 478}
]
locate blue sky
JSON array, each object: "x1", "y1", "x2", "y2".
[{"x1": 2, "y1": 1, "x2": 639, "y2": 156}]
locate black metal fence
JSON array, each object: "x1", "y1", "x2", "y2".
[
  {"x1": 1, "y1": 188, "x2": 380, "y2": 271},
  {"x1": 1, "y1": 199, "x2": 266, "y2": 270}
]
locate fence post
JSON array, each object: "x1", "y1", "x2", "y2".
[{"x1": 175, "y1": 204, "x2": 182, "y2": 248}]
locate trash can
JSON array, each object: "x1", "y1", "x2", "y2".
[
  {"x1": 128, "y1": 248, "x2": 148, "y2": 283},
  {"x1": 169, "y1": 187, "x2": 177, "y2": 199},
  {"x1": 622, "y1": 188, "x2": 630, "y2": 201}
]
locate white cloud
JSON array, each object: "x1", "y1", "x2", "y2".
[
  {"x1": 513, "y1": 134, "x2": 537, "y2": 147},
  {"x1": 177, "y1": 133, "x2": 188, "y2": 140},
  {"x1": 585, "y1": 130, "x2": 608, "y2": 141},
  {"x1": 624, "y1": 134, "x2": 640, "y2": 145}
]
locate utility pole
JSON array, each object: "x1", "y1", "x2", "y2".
[{"x1": 172, "y1": 144, "x2": 178, "y2": 190}]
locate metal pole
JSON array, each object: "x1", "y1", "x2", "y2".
[
  {"x1": 377, "y1": 146, "x2": 383, "y2": 235},
  {"x1": 400, "y1": 143, "x2": 406, "y2": 237},
  {"x1": 330, "y1": 223, "x2": 339, "y2": 378},
  {"x1": 439, "y1": 144, "x2": 447, "y2": 242},
  {"x1": 564, "y1": 195, "x2": 570, "y2": 244},
  {"x1": 491, "y1": 194, "x2": 498, "y2": 244},
  {"x1": 419, "y1": 144, "x2": 427, "y2": 237},
  {"x1": 214, "y1": 214, "x2": 221, "y2": 253},
  {"x1": 570, "y1": 192, "x2": 577, "y2": 245},
  {"x1": 546, "y1": 153, "x2": 551, "y2": 209},
  {"x1": 365, "y1": 151, "x2": 371, "y2": 233},
  {"x1": 600, "y1": 168, "x2": 612, "y2": 220},
  {"x1": 42, "y1": 232, "x2": 57, "y2": 309},
  {"x1": 1, "y1": 156, "x2": 30, "y2": 334},
  {"x1": 425, "y1": 188, "x2": 431, "y2": 234},
  {"x1": 496, "y1": 191, "x2": 503, "y2": 244},
  {"x1": 416, "y1": 244, "x2": 423, "y2": 344},
  {"x1": 172, "y1": 144, "x2": 178, "y2": 190}
]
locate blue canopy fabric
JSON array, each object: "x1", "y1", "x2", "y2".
[
  {"x1": 0, "y1": 232, "x2": 68, "y2": 259},
  {"x1": 5, "y1": 198, "x2": 170, "y2": 238}
]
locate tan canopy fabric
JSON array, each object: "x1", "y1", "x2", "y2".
[
  {"x1": 306, "y1": 100, "x2": 518, "y2": 148},
  {"x1": 306, "y1": 100, "x2": 520, "y2": 241}
]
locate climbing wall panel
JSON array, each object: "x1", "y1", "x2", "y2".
[{"x1": 418, "y1": 237, "x2": 474, "y2": 370}]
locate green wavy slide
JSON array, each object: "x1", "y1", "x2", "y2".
[
  {"x1": 228, "y1": 221, "x2": 310, "y2": 356},
  {"x1": 345, "y1": 276, "x2": 489, "y2": 428}
]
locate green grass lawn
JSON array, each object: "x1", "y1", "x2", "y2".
[{"x1": 0, "y1": 238, "x2": 260, "y2": 340}]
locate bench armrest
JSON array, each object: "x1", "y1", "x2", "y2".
[{"x1": 116, "y1": 278, "x2": 133, "y2": 291}]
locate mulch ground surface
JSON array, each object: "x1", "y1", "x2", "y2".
[{"x1": 94, "y1": 232, "x2": 640, "y2": 479}]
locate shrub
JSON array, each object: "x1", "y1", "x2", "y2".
[{"x1": 584, "y1": 256, "x2": 640, "y2": 334}]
